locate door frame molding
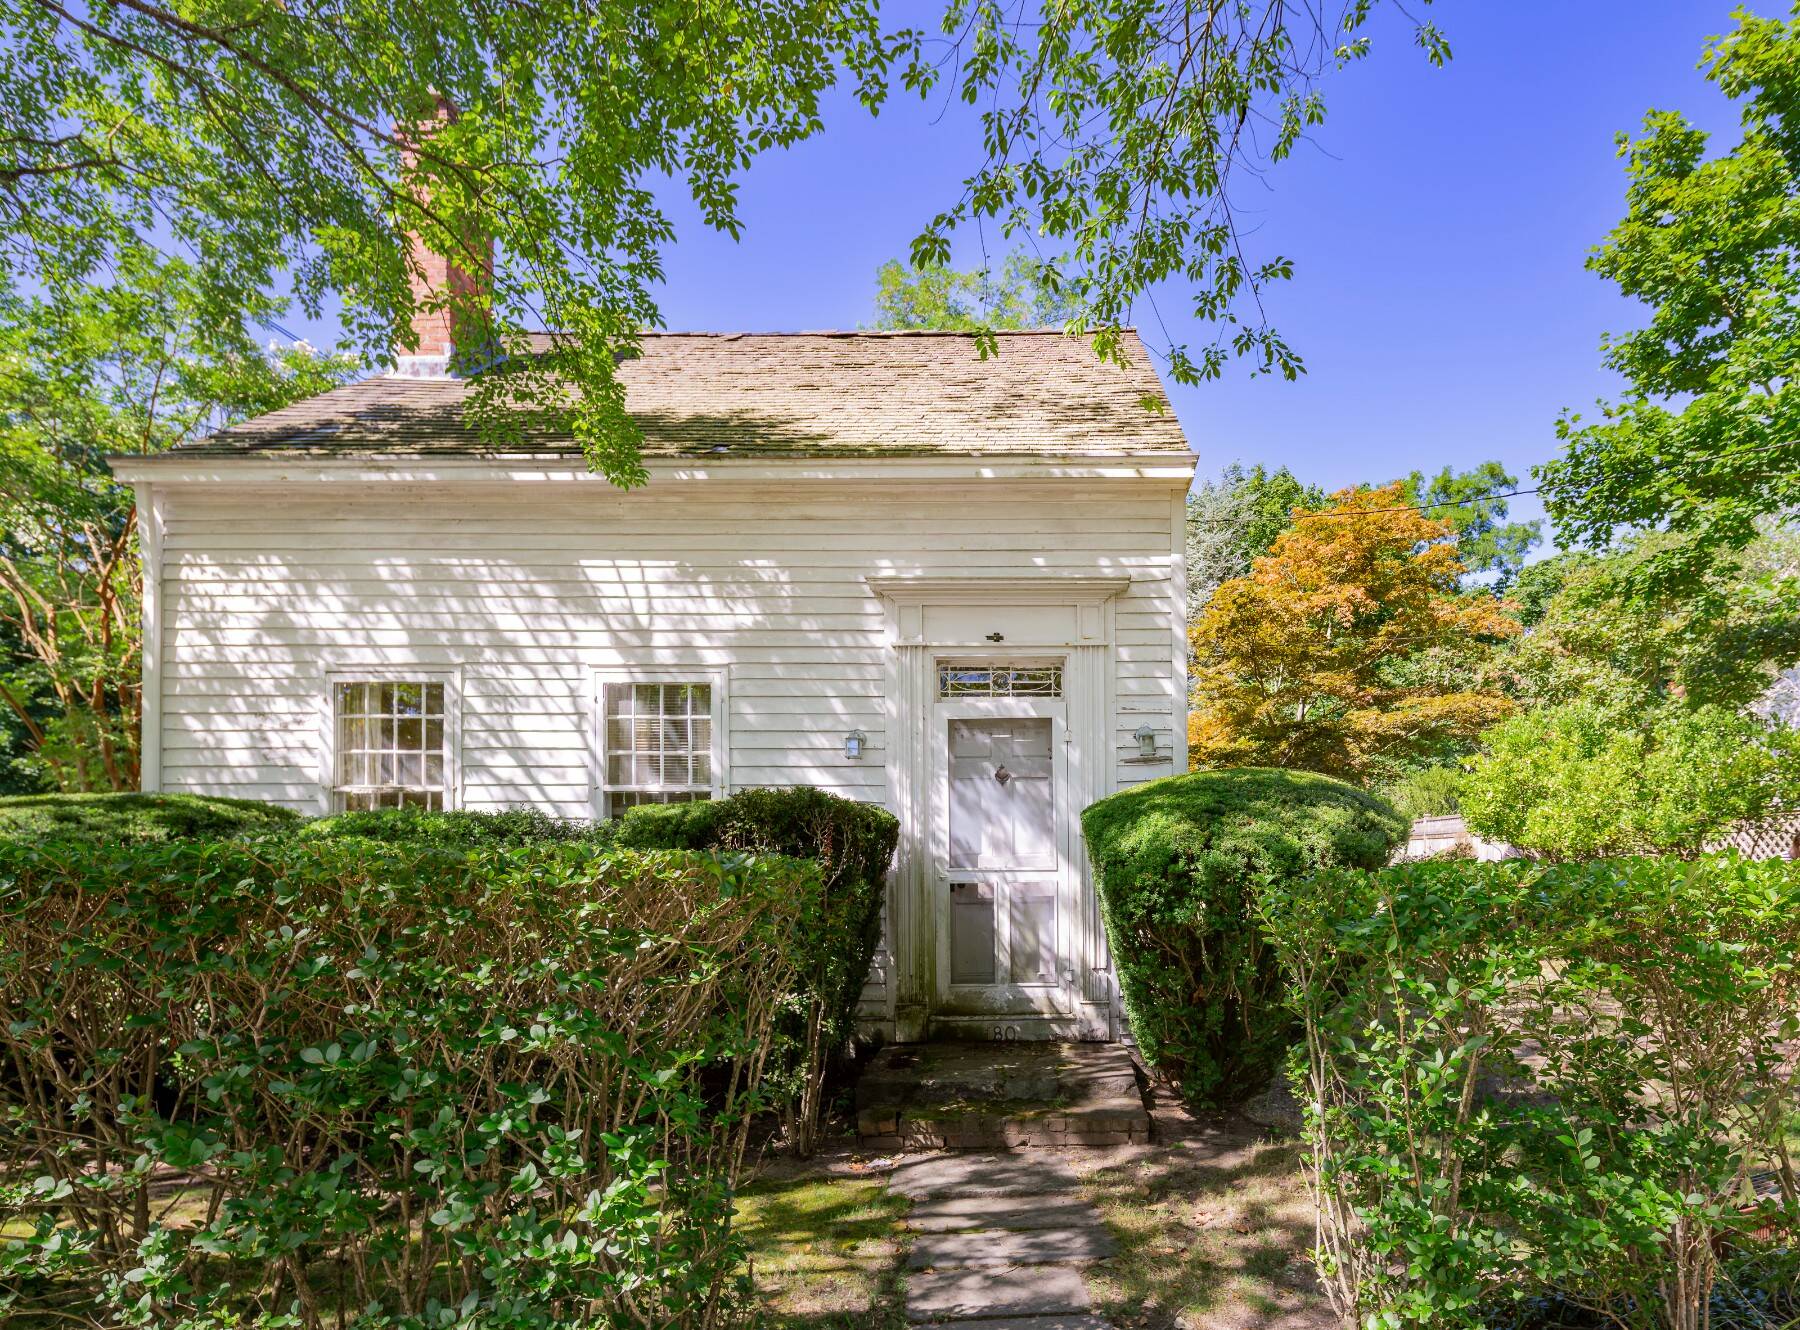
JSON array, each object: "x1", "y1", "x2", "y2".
[{"x1": 867, "y1": 574, "x2": 1129, "y2": 1041}]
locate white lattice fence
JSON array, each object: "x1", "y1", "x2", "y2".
[{"x1": 1708, "y1": 812, "x2": 1800, "y2": 861}]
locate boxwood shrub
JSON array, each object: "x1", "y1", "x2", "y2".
[
  {"x1": 0, "y1": 833, "x2": 814, "y2": 1326},
  {"x1": 1081, "y1": 766, "x2": 1406, "y2": 1103},
  {"x1": 616, "y1": 787, "x2": 899, "y2": 1154},
  {"x1": 300, "y1": 805, "x2": 610, "y2": 848},
  {"x1": 0, "y1": 791, "x2": 300, "y2": 842}
]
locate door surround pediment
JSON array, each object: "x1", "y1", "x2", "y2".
[{"x1": 864, "y1": 574, "x2": 1131, "y2": 649}]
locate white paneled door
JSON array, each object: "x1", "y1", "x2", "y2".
[{"x1": 936, "y1": 714, "x2": 1074, "y2": 1021}]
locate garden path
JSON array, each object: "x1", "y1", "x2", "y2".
[{"x1": 888, "y1": 1151, "x2": 1117, "y2": 1329}]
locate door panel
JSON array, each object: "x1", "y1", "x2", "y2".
[
  {"x1": 940, "y1": 715, "x2": 1070, "y2": 1019},
  {"x1": 950, "y1": 882, "x2": 998, "y2": 985},
  {"x1": 948, "y1": 719, "x2": 1055, "y2": 870},
  {"x1": 1007, "y1": 881, "x2": 1058, "y2": 985}
]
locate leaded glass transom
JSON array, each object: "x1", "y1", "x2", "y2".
[{"x1": 938, "y1": 664, "x2": 1063, "y2": 699}]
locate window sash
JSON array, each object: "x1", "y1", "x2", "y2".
[
  {"x1": 598, "y1": 678, "x2": 718, "y2": 816},
  {"x1": 331, "y1": 678, "x2": 451, "y2": 811}
]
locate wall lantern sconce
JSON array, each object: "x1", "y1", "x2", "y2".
[
  {"x1": 1133, "y1": 725, "x2": 1158, "y2": 760},
  {"x1": 844, "y1": 729, "x2": 866, "y2": 761}
]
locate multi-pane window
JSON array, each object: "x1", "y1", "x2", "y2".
[
  {"x1": 601, "y1": 682, "x2": 713, "y2": 816},
  {"x1": 332, "y1": 681, "x2": 448, "y2": 811},
  {"x1": 938, "y1": 663, "x2": 1063, "y2": 699}
]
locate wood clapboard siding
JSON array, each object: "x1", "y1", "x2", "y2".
[{"x1": 156, "y1": 484, "x2": 1183, "y2": 824}]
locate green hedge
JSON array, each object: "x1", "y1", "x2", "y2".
[
  {"x1": 0, "y1": 791, "x2": 301, "y2": 842},
  {"x1": 0, "y1": 834, "x2": 815, "y2": 1326},
  {"x1": 616, "y1": 787, "x2": 898, "y2": 1154},
  {"x1": 1265, "y1": 855, "x2": 1800, "y2": 1327},
  {"x1": 1081, "y1": 767, "x2": 1406, "y2": 1103},
  {"x1": 300, "y1": 805, "x2": 611, "y2": 847}
]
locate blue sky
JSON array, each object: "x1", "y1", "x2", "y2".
[{"x1": 637, "y1": 1, "x2": 1753, "y2": 540}]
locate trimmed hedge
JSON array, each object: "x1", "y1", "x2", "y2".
[
  {"x1": 1081, "y1": 767, "x2": 1406, "y2": 1103},
  {"x1": 1266, "y1": 855, "x2": 1800, "y2": 1327},
  {"x1": 616, "y1": 787, "x2": 898, "y2": 1154},
  {"x1": 0, "y1": 791, "x2": 300, "y2": 842},
  {"x1": 0, "y1": 833, "x2": 814, "y2": 1326},
  {"x1": 300, "y1": 805, "x2": 610, "y2": 848}
]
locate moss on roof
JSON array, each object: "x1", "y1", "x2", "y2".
[{"x1": 171, "y1": 330, "x2": 1192, "y2": 460}]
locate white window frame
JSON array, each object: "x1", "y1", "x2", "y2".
[
  {"x1": 591, "y1": 667, "x2": 728, "y2": 820},
  {"x1": 319, "y1": 667, "x2": 462, "y2": 815}
]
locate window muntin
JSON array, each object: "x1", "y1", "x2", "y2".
[
  {"x1": 332, "y1": 680, "x2": 448, "y2": 811},
  {"x1": 938, "y1": 663, "x2": 1063, "y2": 699},
  {"x1": 601, "y1": 681, "x2": 713, "y2": 816}
]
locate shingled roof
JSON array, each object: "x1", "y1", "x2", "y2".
[{"x1": 176, "y1": 330, "x2": 1191, "y2": 459}]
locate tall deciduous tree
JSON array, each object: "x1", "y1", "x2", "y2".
[
  {"x1": 1184, "y1": 463, "x2": 1322, "y2": 617},
  {"x1": 1401, "y1": 461, "x2": 1540, "y2": 589},
  {"x1": 1461, "y1": 700, "x2": 1800, "y2": 859},
  {"x1": 1537, "y1": 7, "x2": 1800, "y2": 590},
  {"x1": 1, "y1": 2, "x2": 1448, "y2": 475},
  {"x1": 1502, "y1": 532, "x2": 1800, "y2": 715},
  {"x1": 1189, "y1": 485, "x2": 1520, "y2": 782},
  {"x1": 870, "y1": 251, "x2": 1072, "y2": 331},
  {"x1": 0, "y1": 253, "x2": 353, "y2": 789}
]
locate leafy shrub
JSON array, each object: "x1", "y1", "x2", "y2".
[
  {"x1": 1381, "y1": 763, "x2": 1464, "y2": 819},
  {"x1": 1080, "y1": 767, "x2": 1406, "y2": 1103},
  {"x1": 301, "y1": 804, "x2": 610, "y2": 847},
  {"x1": 1462, "y1": 700, "x2": 1800, "y2": 858},
  {"x1": 0, "y1": 835, "x2": 815, "y2": 1327},
  {"x1": 616, "y1": 788, "x2": 898, "y2": 1155},
  {"x1": 0, "y1": 791, "x2": 300, "y2": 842},
  {"x1": 1264, "y1": 855, "x2": 1800, "y2": 1329}
]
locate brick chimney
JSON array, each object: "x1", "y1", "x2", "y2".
[{"x1": 396, "y1": 95, "x2": 493, "y2": 373}]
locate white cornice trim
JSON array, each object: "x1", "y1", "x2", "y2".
[
  {"x1": 105, "y1": 452, "x2": 1197, "y2": 488},
  {"x1": 864, "y1": 574, "x2": 1132, "y2": 607}
]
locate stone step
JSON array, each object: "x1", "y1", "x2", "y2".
[
  {"x1": 904, "y1": 1264, "x2": 1092, "y2": 1322},
  {"x1": 905, "y1": 1195, "x2": 1106, "y2": 1233},
  {"x1": 889, "y1": 1153, "x2": 1082, "y2": 1201},
  {"x1": 913, "y1": 1319, "x2": 1113, "y2": 1330},
  {"x1": 857, "y1": 1041, "x2": 1151, "y2": 1150},
  {"x1": 864, "y1": 1105, "x2": 1148, "y2": 1150},
  {"x1": 907, "y1": 1226, "x2": 1117, "y2": 1269}
]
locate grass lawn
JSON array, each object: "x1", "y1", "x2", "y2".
[
  {"x1": 7, "y1": 1165, "x2": 913, "y2": 1330},
  {"x1": 1070, "y1": 1107, "x2": 1332, "y2": 1330},
  {"x1": 735, "y1": 1161, "x2": 912, "y2": 1329}
]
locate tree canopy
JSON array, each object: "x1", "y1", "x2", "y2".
[
  {"x1": 1500, "y1": 532, "x2": 1800, "y2": 715},
  {"x1": 1400, "y1": 461, "x2": 1540, "y2": 589},
  {"x1": 1461, "y1": 700, "x2": 1800, "y2": 859},
  {"x1": 1184, "y1": 464, "x2": 1323, "y2": 617},
  {"x1": 1188, "y1": 484, "x2": 1519, "y2": 783},
  {"x1": 870, "y1": 251, "x2": 1072, "y2": 331},
  {"x1": 1, "y1": 1, "x2": 1449, "y2": 479},
  {"x1": 1537, "y1": 7, "x2": 1800, "y2": 590},
  {"x1": 0, "y1": 251, "x2": 353, "y2": 789}
]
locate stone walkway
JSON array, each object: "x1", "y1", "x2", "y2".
[{"x1": 889, "y1": 1152, "x2": 1117, "y2": 1328}]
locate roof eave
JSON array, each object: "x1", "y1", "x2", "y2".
[{"x1": 107, "y1": 449, "x2": 1198, "y2": 488}]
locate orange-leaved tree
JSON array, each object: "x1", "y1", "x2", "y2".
[{"x1": 1189, "y1": 484, "x2": 1521, "y2": 781}]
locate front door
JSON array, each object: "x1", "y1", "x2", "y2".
[{"x1": 934, "y1": 712, "x2": 1075, "y2": 1027}]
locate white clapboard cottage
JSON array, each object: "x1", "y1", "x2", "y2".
[{"x1": 111, "y1": 315, "x2": 1196, "y2": 1042}]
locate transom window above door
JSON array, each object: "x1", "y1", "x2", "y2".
[
  {"x1": 331, "y1": 680, "x2": 450, "y2": 811},
  {"x1": 600, "y1": 680, "x2": 717, "y2": 816},
  {"x1": 937, "y1": 663, "x2": 1063, "y2": 699}
]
